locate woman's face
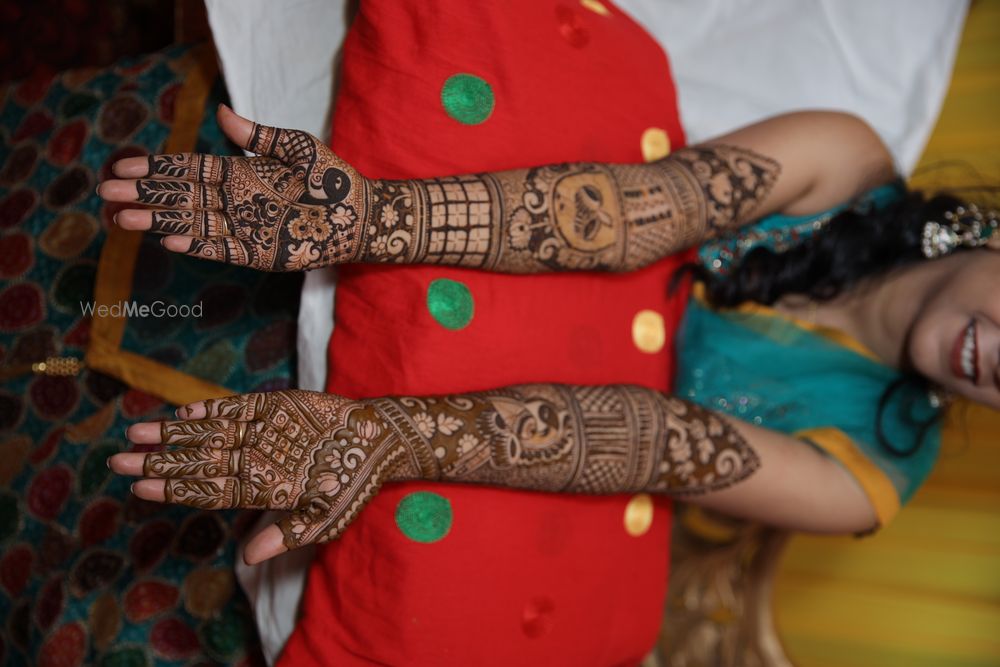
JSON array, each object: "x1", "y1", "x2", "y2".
[{"x1": 908, "y1": 248, "x2": 1000, "y2": 409}]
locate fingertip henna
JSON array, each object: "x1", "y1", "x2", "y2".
[
  {"x1": 185, "y1": 237, "x2": 215, "y2": 259},
  {"x1": 160, "y1": 419, "x2": 242, "y2": 448},
  {"x1": 134, "y1": 179, "x2": 195, "y2": 208},
  {"x1": 165, "y1": 478, "x2": 241, "y2": 509},
  {"x1": 247, "y1": 123, "x2": 279, "y2": 157},
  {"x1": 202, "y1": 395, "x2": 250, "y2": 420},
  {"x1": 165, "y1": 130, "x2": 365, "y2": 270},
  {"x1": 149, "y1": 210, "x2": 194, "y2": 235}
]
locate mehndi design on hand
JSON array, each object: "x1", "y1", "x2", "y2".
[
  {"x1": 101, "y1": 106, "x2": 779, "y2": 274},
  {"x1": 115, "y1": 384, "x2": 759, "y2": 561},
  {"x1": 127, "y1": 391, "x2": 419, "y2": 550},
  {"x1": 103, "y1": 106, "x2": 365, "y2": 271}
]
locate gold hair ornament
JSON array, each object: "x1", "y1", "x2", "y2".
[{"x1": 921, "y1": 204, "x2": 999, "y2": 259}]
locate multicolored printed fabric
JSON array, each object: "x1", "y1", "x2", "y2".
[
  {"x1": 117, "y1": 188, "x2": 301, "y2": 394},
  {"x1": 0, "y1": 0, "x2": 175, "y2": 84},
  {"x1": 0, "y1": 45, "x2": 284, "y2": 666}
]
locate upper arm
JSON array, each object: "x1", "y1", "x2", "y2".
[
  {"x1": 688, "y1": 414, "x2": 880, "y2": 534},
  {"x1": 701, "y1": 110, "x2": 896, "y2": 222}
]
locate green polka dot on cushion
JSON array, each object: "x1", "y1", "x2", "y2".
[
  {"x1": 441, "y1": 74, "x2": 495, "y2": 125},
  {"x1": 427, "y1": 278, "x2": 474, "y2": 330},
  {"x1": 395, "y1": 491, "x2": 453, "y2": 543}
]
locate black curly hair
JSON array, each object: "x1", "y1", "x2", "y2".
[{"x1": 696, "y1": 186, "x2": 964, "y2": 308}]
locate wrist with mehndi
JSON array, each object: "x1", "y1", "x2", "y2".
[
  {"x1": 366, "y1": 397, "x2": 445, "y2": 484},
  {"x1": 352, "y1": 177, "x2": 435, "y2": 267}
]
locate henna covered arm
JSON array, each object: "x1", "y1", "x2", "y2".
[
  {"x1": 99, "y1": 109, "x2": 892, "y2": 273},
  {"x1": 352, "y1": 152, "x2": 771, "y2": 272},
  {"x1": 110, "y1": 384, "x2": 874, "y2": 563},
  {"x1": 376, "y1": 384, "x2": 758, "y2": 495},
  {"x1": 357, "y1": 111, "x2": 893, "y2": 272},
  {"x1": 375, "y1": 384, "x2": 875, "y2": 535}
]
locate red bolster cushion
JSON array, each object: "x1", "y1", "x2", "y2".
[{"x1": 279, "y1": 2, "x2": 691, "y2": 665}]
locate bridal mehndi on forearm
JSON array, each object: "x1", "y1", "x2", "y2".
[
  {"x1": 375, "y1": 383, "x2": 760, "y2": 494},
  {"x1": 354, "y1": 146, "x2": 781, "y2": 272},
  {"x1": 110, "y1": 119, "x2": 780, "y2": 273},
  {"x1": 137, "y1": 385, "x2": 759, "y2": 550}
]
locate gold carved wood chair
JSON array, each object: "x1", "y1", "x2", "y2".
[{"x1": 656, "y1": 506, "x2": 795, "y2": 667}]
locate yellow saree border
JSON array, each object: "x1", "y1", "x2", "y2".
[
  {"x1": 796, "y1": 426, "x2": 901, "y2": 526},
  {"x1": 85, "y1": 44, "x2": 232, "y2": 407}
]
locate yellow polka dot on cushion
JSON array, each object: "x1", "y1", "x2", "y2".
[
  {"x1": 640, "y1": 127, "x2": 671, "y2": 162},
  {"x1": 624, "y1": 493, "x2": 654, "y2": 537},
  {"x1": 581, "y1": 0, "x2": 610, "y2": 16},
  {"x1": 631, "y1": 309, "x2": 665, "y2": 354}
]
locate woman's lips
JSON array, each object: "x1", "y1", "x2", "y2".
[{"x1": 950, "y1": 319, "x2": 978, "y2": 385}]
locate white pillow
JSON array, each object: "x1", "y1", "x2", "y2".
[{"x1": 622, "y1": 0, "x2": 967, "y2": 172}]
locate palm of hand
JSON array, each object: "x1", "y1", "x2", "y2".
[
  {"x1": 144, "y1": 390, "x2": 411, "y2": 549},
  {"x1": 107, "y1": 112, "x2": 367, "y2": 271}
]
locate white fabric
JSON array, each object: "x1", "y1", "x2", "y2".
[
  {"x1": 622, "y1": 0, "x2": 967, "y2": 172},
  {"x1": 204, "y1": 1, "x2": 347, "y2": 663},
  {"x1": 204, "y1": 0, "x2": 347, "y2": 398},
  {"x1": 204, "y1": 1, "x2": 967, "y2": 662}
]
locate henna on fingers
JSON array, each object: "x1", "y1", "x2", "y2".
[
  {"x1": 104, "y1": 116, "x2": 367, "y2": 271},
  {"x1": 121, "y1": 385, "x2": 758, "y2": 557},
  {"x1": 129, "y1": 391, "x2": 419, "y2": 549},
  {"x1": 194, "y1": 393, "x2": 267, "y2": 420},
  {"x1": 148, "y1": 210, "x2": 196, "y2": 235},
  {"x1": 182, "y1": 236, "x2": 256, "y2": 266},
  {"x1": 159, "y1": 419, "x2": 252, "y2": 449},
  {"x1": 143, "y1": 448, "x2": 242, "y2": 478},
  {"x1": 133, "y1": 180, "x2": 224, "y2": 210},
  {"x1": 149, "y1": 210, "x2": 234, "y2": 236},
  {"x1": 147, "y1": 153, "x2": 230, "y2": 184},
  {"x1": 165, "y1": 478, "x2": 245, "y2": 510},
  {"x1": 103, "y1": 107, "x2": 779, "y2": 274}
]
